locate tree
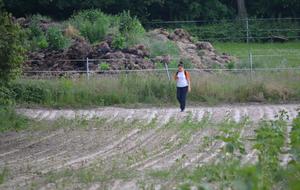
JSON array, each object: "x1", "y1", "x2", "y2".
[
  {"x1": 237, "y1": 0, "x2": 247, "y2": 18},
  {"x1": 0, "y1": 1, "x2": 25, "y2": 84}
]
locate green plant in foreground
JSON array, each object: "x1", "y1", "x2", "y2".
[
  {"x1": 0, "y1": 167, "x2": 9, "y2": 184},
  {"x1": 220, "y1": 118, "x2": 249, "y2": 155},
  {"x1": 0, "y1": 107, "x2": 29, "y2": 132},
  {"x1": 291, "y1": 112, "x2": 300, "y2": 162},
  {"x1": 254, "y1": 119, "x2": 286, "y2": 189}
]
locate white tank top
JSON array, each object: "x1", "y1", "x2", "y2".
[{"x1": 176, "y1": 71, "x2": 188, "y2": 87}]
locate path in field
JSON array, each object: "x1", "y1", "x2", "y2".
[{"x1": 0, "y1": 104, "x2": 299, "y2": 189}]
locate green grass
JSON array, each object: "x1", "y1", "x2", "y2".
[
  {"x1": 0, "y1": 168, "x2": 9, "y2": 185},
  {"x1": 7, "y1": 70, "x2": 300, "y2": 108},
  {"x1": 213, "y1": 42, "x2": 300, "y2": 69},
  {"x1": 143, "y1": 116, "x2": 296, "y2": 190},
  {"x1": 0, "y1": 106, "x2": 30, "y2": 132},
  {"x1": 291, "y1": 113, "x2": 300, "y2": 162}
]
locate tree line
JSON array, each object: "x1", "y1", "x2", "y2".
[{"x1": 3, "y1": 0, "x2": 300, "y2": 21}]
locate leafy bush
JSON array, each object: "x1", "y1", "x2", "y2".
[
  {"x1": 11, "y1": 81, "x2": 51, "y2": 104},
  {"x1": 47, "y1": 26, "x2": 70, "y2": 50},
  {"x1": 69, "y1": 10, "x2": 111, "y2": 44},
  {"x1": 26, "y1": 14, "x2": 50, "y2": 50},
  {"x1": 226, "y1": 61, "x2": 235, "y2": 70},
  {"x1": 0, "y1": 85, "x2": 14, "y2": 105},
  {"x1": 0, "y1": 9, "x2": 25, "y2": 84},
  {"x1": 99, "y1": 62, "x2": 110, "y2": 70},
  {"x1": 111, "y1": 34, "x2": 126, "y2": 49},
  {"x1": 118, "y1": 11, "x2": 145, "y2": 47}
]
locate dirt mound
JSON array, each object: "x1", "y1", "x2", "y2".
[
  {"x1": 151, "y1": 28, "x2": 236, "y2": 69},
  {"x1": 24, "y1": 40, "x2": 155, "y2": 73},
  {"x1": 101, "y1": 45, "x2": 153, "y2": 70},
  {"x1": 22, "y1": 16, "x2": 236, "y2": 73},
  {"x1": 24, "y1": 38, "x2": 92, "y2": 72}
]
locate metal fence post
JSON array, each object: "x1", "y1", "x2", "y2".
[
  {"x1": 246, "y1": 17, "x2": 252, "y2": 79},
  {"x1": 86, "y1": 57, "x2": 90, "y2": 80},
  {"x1": 249, "y1": 51, "x2": 253, "y2": 80},
  {"x1": 246, "y1": 18, "x2": 249, "y2": 44},
  {"x1": 164, "y1": 63, "x2": 171, "y2": 81}
]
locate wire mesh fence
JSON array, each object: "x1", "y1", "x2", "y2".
[
  {"x1": 21, "y1": 18, "x2": 300, "y2": 80},
  {"x1": 145, "y1": 18, "x2": 300, "y2": 42},
  {"x1": 21, "y1": 58, "x2": 300, "y2": 80}
]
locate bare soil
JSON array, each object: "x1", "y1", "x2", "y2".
[{"x1": 0, "y1": 104, "x2": 299, "y2": 190}]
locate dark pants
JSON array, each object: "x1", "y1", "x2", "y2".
[{"x1": 177, "y1": 86, "x2": 188, "y2": 111}]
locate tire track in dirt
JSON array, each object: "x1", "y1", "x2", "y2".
[
  {"x1": 0, "y1": 123, "x2": 139, "y2": 188},
  {"x1": 1, "y1": 104, "x2": 299, "y2": 189},
  {"x1": 88, "y1": 110, "x2": 178, "y2": 170},
  {"x1": 17, "y1": 104, "x2": 300, "y2": 123}
]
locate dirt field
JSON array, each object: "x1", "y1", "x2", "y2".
[{"x1": 0, "y1": 104, "x2": 299, "y2": 190}]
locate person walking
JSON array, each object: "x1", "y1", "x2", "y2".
[{"x1": 174, "y1": 62, "x2": 191, "y2": 112}]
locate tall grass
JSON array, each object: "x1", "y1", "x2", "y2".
[
  {"x1": 213, "y1": 42, "x2": 300, "y2": 69},
  {"x1": 12, "y1": 74, "x2": 176, "y2": 108},
  {"x1": 9, "y1": 70, "x2": 300, "y2": 108},
  {"x1": 0, "y1": 106, "x2": 29, "y2": 132}
]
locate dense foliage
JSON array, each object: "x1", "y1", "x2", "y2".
[
  {"x1": 0, "y1": 1, "x2": 25, "y2": 85},
  {"x1": 3, "y1": 0, "x2": 300, "y2": 21}
]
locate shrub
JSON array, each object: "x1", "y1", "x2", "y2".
[
  {"x1": 118, "y1": 11, "x2": 145, "y2": 36},
  {"x1": 226, "y1": 61, "x2": 235, "y2": 70},
  {"x1": 0, "y1": 10, "x2": 25, "y2": 84},
  {"x1": 25, "y1": 31, "x2": 48, "y2": 51},
  {"x1": 37, "y1": 35, "x2": 49, "y2": 49},
  {"x1": 25, "y1": 14, "x2": 50, "y2": 51},
  {"x1": 118, "y1": 11, "x2": 146, "y2": 47},
  {"x1": 69, "y1": 10, "x2": 111, "y2": 44},
  {"x1": 11, "y1": 81, "x2": 51, "y2": 104},
  {"x1": 99, "y1": 62, "x2": 110, "y2": 70},
  {"x1": 0, "y1": 86, "x2": 14, "y2": 105},
  {"x1": 111, "y1": 34, "x2": 126, "y2": 49},
  {"x1": 47, "y1": 26, "x2": 70, "y2": 50}
]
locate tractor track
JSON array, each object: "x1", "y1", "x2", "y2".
[{"x1": 0, "y1": 104, "x2": 299, "y2": 189}]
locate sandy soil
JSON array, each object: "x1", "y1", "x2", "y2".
[{"x1": 0, "y1": 104, "x2": 298, "y2": 189}]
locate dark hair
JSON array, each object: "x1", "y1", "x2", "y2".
[{"x1": 178, "y1": 61, "x2": 184, "y2": 67}]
